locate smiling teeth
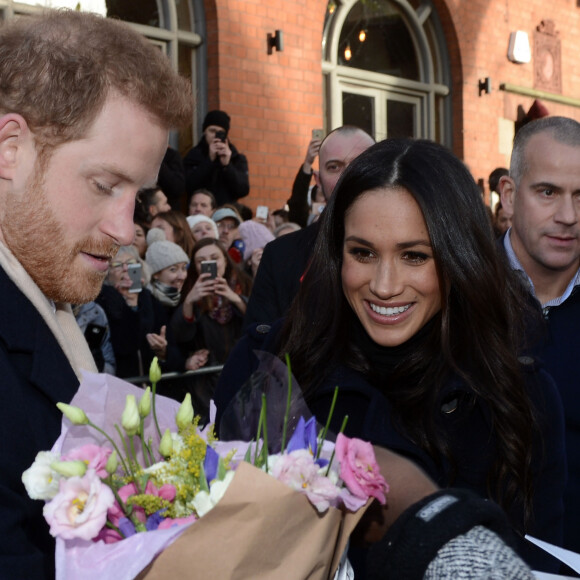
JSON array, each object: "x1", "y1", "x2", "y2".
[{"x1": 370, "y1": 303, "x2": 411, "y2": 316}]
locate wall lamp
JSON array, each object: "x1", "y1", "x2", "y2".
[
  {"x1": 478, "y1": 77, "x2": 492, "y2": 96},
  {"x1": 267, "y1": 30, "x2": 284, "y2": 55}
]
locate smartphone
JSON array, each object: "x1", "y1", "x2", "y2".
[
  {"x1": 201, "y1": 260, "x2": 218, "y2": 279},
  {"x1": 127, "y1": 262, "x2": 143, "y2": 293},
  {"x1": 215, "y1": 130, "x2": 227, "y2": 142},
  {"x1": 256, "y1": 205, "x2": 269, "y2": 220},
  {"x1": 312, "y1": 128, "x2": 324, "y2": 140}
]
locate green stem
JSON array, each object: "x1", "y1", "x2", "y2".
[
  {"x1": 151, "y1": 380, "x2": 162, "y2": 439},
  {"x1": 114, "y1": 424, "x2": 142, "y2": 494},
  {"x1": 253, "y1": 404, "x2": 264, "y2": 465},
  {"x1": 129, "y1": 436, "x2": 138, "y2": 466},
  {"x1": 139, "y1": 418, "x2": 150, "y2": 467},
  {"x1": 105, "y1": 520, "x2": 125, "y2": 538},
  {"x1": 88, "y1": 421, "x2": 130, "y2": 476},
  {"x1": 281, "y1": 353, "x2": 292, "y2": 452},
  {"x1": 317, "y1": 386, "x2": 339, "y2": 460},
  {"x1": 261, "y1": 393, "x2": 269, "y2": 473},
  {"x1": 326, "y1": 415, "x2": 349, "y2": 476}
]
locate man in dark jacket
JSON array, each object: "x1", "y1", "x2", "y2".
[
  {"x1": 499, "y1": 115, "x2": 580, "y2": 554},
  {"x1": 244, "y1": 126, "x2": 374, "y2": 327},
  {"x1": 0, "y1": 11, "x2": 191, "y2": 578},
  {"x1": 183, "y1": 110, "x2": 250, "y2": 206}
]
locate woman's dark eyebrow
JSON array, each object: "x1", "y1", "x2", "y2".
[{"x1": 344, "y1": 235, "x2": 431, "y2": 249}]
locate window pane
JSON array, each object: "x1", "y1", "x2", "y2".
[
  {"x1": 105, "y1": 0, "x2": 160, "y2": 27},
  {"x1": 338, "y1": 0, "x2": 419, "y2": 80},
  {"x1": 175, "y1": 0, "x2": 192, "y2": 31},
  {"x1": 342, "y1": 92, "x2": 374, "y2": 138},
  {"x1": 386, "y1": 100, "x2": 415, "y2": 138}
]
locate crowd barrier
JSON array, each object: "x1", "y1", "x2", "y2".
[{"x1": 123, "y1": 365, "x2": 224, "y2": 386}]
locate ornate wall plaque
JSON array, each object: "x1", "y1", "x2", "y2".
[{"x1": 534, "y1": 20, "x2": 561, "y2": 93}]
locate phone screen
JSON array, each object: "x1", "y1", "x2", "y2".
[
  {"x1": 201, "y1": 260, "x2": 218, "y2": 279},
  {"x1": 256, "y1": 205, "x2": 269, "y2": 220},
  {"x1": 127, "y1": 263, "x2": 143, "y2": 293},
  {"x1": 312, "y1": 128, "x2": 324, "y2": 140}
]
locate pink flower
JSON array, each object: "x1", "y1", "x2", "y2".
[
  {"x1": 43, "y1": 469, "x2": 115, "y2": 540},
  {"x1": 94, "y1": 526, "x2": 123, "y2": 544},
  {"x1": 270, "y1": 449, "x2": 342, "y2": 512},
  {"x1": 62, "y1": 444, "x2": 112, "y2": 478},
  {"x1": 157, "y1": 514, "x2": 197, "y2": 529},
  {"x1": 335, "y1": 434, "x2": 389, "y2": 504}
]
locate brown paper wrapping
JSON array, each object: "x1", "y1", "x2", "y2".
[{"x1": 141, "y1": 462, "x2": 369, "y2": 579}]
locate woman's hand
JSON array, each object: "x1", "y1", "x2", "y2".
[
  {"x1": 351, "y1": 446, "x2": 438, "y2": 547},
  {"x1": 214, "y1": 276, "x2": 246, "y2": 314},
  {"x1": 185, "y1": 272, "x2": 216, "y2": 305},
  {"x1": 114, "y1": 273, "x2": 139, "y2": 307},
  {"x1": 185, "y1": 349, "x2": 210, "y2": 371},
  {"x1": 146, "y1": 325, "x2": 168, "y2": 361}
]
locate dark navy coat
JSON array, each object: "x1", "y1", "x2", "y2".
[
  {"x1": 0, "y1": 267, "x2": 79, "y2": 579},
  {"x1": 215, "y1": 321, "x2": 567, "y2": 573}
]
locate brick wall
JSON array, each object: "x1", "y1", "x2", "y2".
[
  {"x1": 205, "y1": 0, "x2": 580, "y2": 210},
  {"x1": 205, "y1": 0, "x2": 327, "y2": 212}
]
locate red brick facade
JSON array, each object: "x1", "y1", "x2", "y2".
[{"x1": 204, "y1": 0, "x2": 580, "y2": 209}]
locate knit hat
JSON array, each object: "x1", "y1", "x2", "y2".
[
  {"x1": 212, "y1": 207, "x2": 241, "y2": 225},
  {"x1": 202, "y1": 110, "x2": 231, "y2": 133},
  {"x1": 146, "y1": 227, "x2": 167, "y2": 246},
  {"x1": 145, "y1": 240, "x2": 189, "y2": 275},
  {"x1": 186, "y1": 215, "x2": 219, "y2": 239},
  {"x1": 238, "y1": 220, "x2": 275, "y2": 262}
]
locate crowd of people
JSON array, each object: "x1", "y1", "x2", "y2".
[{"x1": 2, "y1": 8, "x2": 580, "y2": 580}]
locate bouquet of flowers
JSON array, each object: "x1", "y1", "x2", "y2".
[{"x1": 22, "y1": 359, "x2": 389, "y2": 579}]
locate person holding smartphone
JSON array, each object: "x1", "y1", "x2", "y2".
[
  {"x1": 287, "y1": 131, "x2": 324, "y2": 227},
  {"x1": 183, "y1": 110, "x2": 250, "y2": 206},
  {"x1": 170, "y1": 238, "x2": 253, "y2": 422},
  {"x1": 96, "y1": 245, "x2": 184, "y2": 379}
]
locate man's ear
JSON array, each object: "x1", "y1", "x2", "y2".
[
  {"x1": 499, "y1": 175, "x2": 516, "y2": 217},
  {"x1": 313, "y1": 169, "x2": 321, "y2": 189},
  {"x1": 0, "y1": 114, "x2": 31, "y2": 181}
]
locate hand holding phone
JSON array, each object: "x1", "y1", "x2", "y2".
[
  {"x1": 201, "y1": 260, "x2": 218, "y2": 279},
  {"x1": 256, "y1": 205, "x2": 269, "y2": 221},
  {"x1": 127, "y1": 263, "x2": 142, "y2": 293}
]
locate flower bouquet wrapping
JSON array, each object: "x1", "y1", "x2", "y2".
[{"x1": 22, "y1": 358, "x2": 388, "y2": 580}]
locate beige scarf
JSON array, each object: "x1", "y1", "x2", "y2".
[{"x1": 0, "y1": 241, "x2": 97, "y2": 381}]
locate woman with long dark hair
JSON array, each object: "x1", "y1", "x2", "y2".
[{"x1": 215, "y1": 139, "x2": 565, "y2": 572}]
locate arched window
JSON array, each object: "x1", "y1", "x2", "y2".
[
  {"x1": 323, "y1": 0, "x2": 451, "y2": 145},
  {"x1": 5, "y1": 0, "x2": 200, "y2": 153}
]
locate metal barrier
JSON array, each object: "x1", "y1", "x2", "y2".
[{"x1": 123, "y1": 365, "x2": 224, "y2": 386}]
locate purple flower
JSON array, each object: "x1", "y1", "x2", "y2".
[
  {"x1": 286, "y1": 416, "x2": 318, "y2": 456},
  {"x1": 204, "y1": 446, "x2": 220, "y2": 484},
  {"x1": 146, "y1": 509, "x2": 167, "y2": 531},
  {"x1": 118, "y1": 517, "x2": 136, "y2": 538}
]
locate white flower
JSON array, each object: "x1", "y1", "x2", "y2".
[
  {"x1": 22, "y1": 451, "x2": 61, "y2": 500},
  {"x1": 192, "y1": 470, "x2": 235, "y2": 517}
]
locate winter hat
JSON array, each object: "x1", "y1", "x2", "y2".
[
  {"x1": 202, "y1": 110, "x2": 231, "y2": 133},
  {"x1": 238, "y1": 220, "x2": 275, "y2": 262},
  {"x1": 145, "y1": 240, "x2": 189, "y2": 275},
  {"x1": 146, "y1": 227, "x2": 166, "y2": 246},
  {"x1": 186, "y1": 215, "x2": 219, "y2": 239},
  {"x1": 212, "y1": 207, "x2": 241, "y2": 225}
]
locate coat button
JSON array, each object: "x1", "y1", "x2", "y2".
[{"x1": 256, "y1": 324, "x2": 271, "y2": 334}]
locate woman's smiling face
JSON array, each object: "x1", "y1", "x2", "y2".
[{"x1": 341, "y1": 186, "x2": 441, "y2": 347}]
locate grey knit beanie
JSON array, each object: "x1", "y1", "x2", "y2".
[{"x1": 145, "y1": 241, "x2": 189, "y2": 275}]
